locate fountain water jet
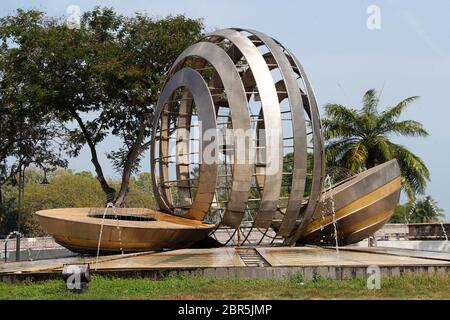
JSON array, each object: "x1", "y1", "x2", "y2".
[
  {"x1": 95, "y1": 202, "x2": 114, "y2": 270},
  {"x1": 425, "y1": 197, "x2": 449, "y2": 252},
  {"x1": 325, "y1": 175, "x2": 340, "y2": 261}
]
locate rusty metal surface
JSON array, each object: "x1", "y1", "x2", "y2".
[{"x1": 408, "y1": 223, "x2": 450, "y2": 240}]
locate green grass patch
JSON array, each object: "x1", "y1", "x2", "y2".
[{"x1": 0, "y1": 273, "x2": 449, "y2": 300}]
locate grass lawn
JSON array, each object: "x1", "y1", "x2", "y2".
[{"x1": 0, "y1": 273, "x2": 449, "y2": 300}]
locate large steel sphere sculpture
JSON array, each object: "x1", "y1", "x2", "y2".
[{"x1": 150, "y1": 28, "x2": 325, "y2": 246}]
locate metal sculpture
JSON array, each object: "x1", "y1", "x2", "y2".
[
  {"x1": 150, "y1": 28, "x2": 324, "y2": 246},
  {"x1": 36, "y1": 28, "x2": 401, "y2": 253}
]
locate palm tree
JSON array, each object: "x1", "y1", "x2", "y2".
[
  {"x1": 410, "y1": 196, "x2": 444, "y2": 223},
  {"x1": 323, "y1": 89, "x2": 430, "y2": 200},
  {"x1": 390, "y1": 196, "x2": 445, "y2": 223},
  {"x1": 413, "y1": 196, "x2": 445, "y2": 223}
]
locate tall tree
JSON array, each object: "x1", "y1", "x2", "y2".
[
  {"x1": 0, "y1": 9, "x2": 67, "y2": 205},
  {"x1": 323, "y1": 89, "x2": 430, "y2": 200},
  {"x1": 0, "y1": 8, "x2": 204, "y2": 206}
]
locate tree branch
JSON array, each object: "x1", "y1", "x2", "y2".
[
  {"x1": 114, "y1": 112, "x2": 153, "y2": 206},
  {"x1": 71, "y1": 110, "x2": 116, "y2": 202}
]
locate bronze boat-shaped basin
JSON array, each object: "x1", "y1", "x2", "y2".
[
  {"x1": 35, "y1": 208, "x2": 215, "y2": 253},
  {"x1": 300, "y1": 159, "x2": 401, "y2": 245}
]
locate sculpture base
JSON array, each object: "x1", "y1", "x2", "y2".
[{"x1": 1, "y1": 246, "x2": 449, "y2": 282}]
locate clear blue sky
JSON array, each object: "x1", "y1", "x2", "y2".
[{"x1": 1, "y1": 1, "x2": 449, "y2": 219}]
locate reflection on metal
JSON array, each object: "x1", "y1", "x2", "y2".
[{"x1": 36, "y1": 28, "x2": 401, "y2": 253}]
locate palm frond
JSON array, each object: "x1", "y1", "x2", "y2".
[
  {"x1": 322, "y1": 119, "x2": 361, "y2": 140},
  {"x1": 324, "y1": 103, "x2": 359, "y2": 124},
  {"x1": 401, "y1": 177, "x2": 416, "y2": 202},
  {"x1": 412, "y1": 196, "x2": 445, "y2": 222},
  {"x1": 340, "y1": 141, "x2": 368, "y2": 172},
  {"x1": 378, "y1": 96, "x2": 419, "y2": 126},
  {"x1": 371, "y1": 136, "x2": 392, "y2": 163},
  {"x1": 325, "y1": 138, "x2": 358, "y2": 163},
  {"x1": 389, "y1": 120, "x2": 429, "y2": 137},
  {"x1": 362, "y1": 89, "x2": 379, "y2": 114},
  {"x1": 323, "y1": 104, "x2": 364, "y2": 138},
  {"x1": 388, "y1": 141, "x2": 430, "y2": 197},
  {"x1": 324, "y1": 90, "x2": 429, "y2": 201}
]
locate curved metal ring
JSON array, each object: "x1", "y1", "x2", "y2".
[
  {"x1": 150, "y1": 68, "x2": 219, "y2": 220},
  {"x1": 207, "y1": 29, "x2": 283, "y2": 234},
  {"x1": 149, "y1": 28, "x2": 326, "y2": 247},
  {"x1": 236, "y1": 28, "x2": 309, "y2": 239},
  {"x1": 282, "y1": 48, "x2": 325, "y2": 244},
  {"x1": 168, "y1": 42, "x2": 253, "y2": 228}
]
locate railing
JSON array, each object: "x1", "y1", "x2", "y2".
[{"x1": 0, "y1": 236, "x2": 62, "y2": 251}]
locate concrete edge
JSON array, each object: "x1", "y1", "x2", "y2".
[{"x1": 2, "y1": 265, "x2": 450, "y2": 283}]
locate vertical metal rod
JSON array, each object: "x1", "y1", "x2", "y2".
[
  {"x1": 16, "y1": 166, "x2": 24, "y2": 261},
  {"x1": 4, "y1": 239, "x2": 7, "y2": 263}
]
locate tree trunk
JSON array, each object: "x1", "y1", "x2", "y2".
[
  {"x1": 72, "y1": 112, "x2": 116, "y2": 204},
  {"x1": 114, "y1": 112, "x2": 153, "y2": 207},
  {"x1": 114, "y1": 154, "x2": 133, "y2": 207}
]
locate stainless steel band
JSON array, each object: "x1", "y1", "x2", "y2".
[
  {"x1": 170, "y1": 42, "x2": 253, "y2": 228},
  {"x1": 150, "y1": 28, "x2": 325, "y2": 245},
  {"x1": 150, "y1": 67, "x2": 219, "y2": 220}
]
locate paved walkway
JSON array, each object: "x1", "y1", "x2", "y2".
[{"x1": 2, "y1": 246, "x2": 450, "y2": 276}]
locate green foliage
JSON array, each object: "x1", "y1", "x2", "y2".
[
  {"x1": 408, "y1": 196, "x2": 444, "y2": 223},
  {"x1": 75, "y1": 171, "x2": 94, "y2": 178},
  {"x1": 0, "y1": 274, "x2": 449, "y2": 300},
  {"x1": 281, "y1": 152, "x2": 313, "y2": 198},
  {"x1": 389, "y1": 196, "x2": 445, "y2": 223},
  {"x1": 0, "y1": 168, "x2": 156, "y2": 236},
  {"x1": 281, "y1": 152, "x2": 294, "y2": 198},
  {"x1": 0, "y1": 8, "x2": 204, "y2": 205},
  {"x1": 390, "y1": 204, "x2": 409, "y2": 223},
  {"x1": 133, "y1": 173, "x2": 152, "y2": 193},
  {"x1": 323, "y1": 89, "x2": 430, "y2": 200},
  {"x1": 289, "y1": 273, "x2": 304, "y2": 285},
  {"x1": 24, "y1": 172, "x2": 105, "y2": 212}
]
